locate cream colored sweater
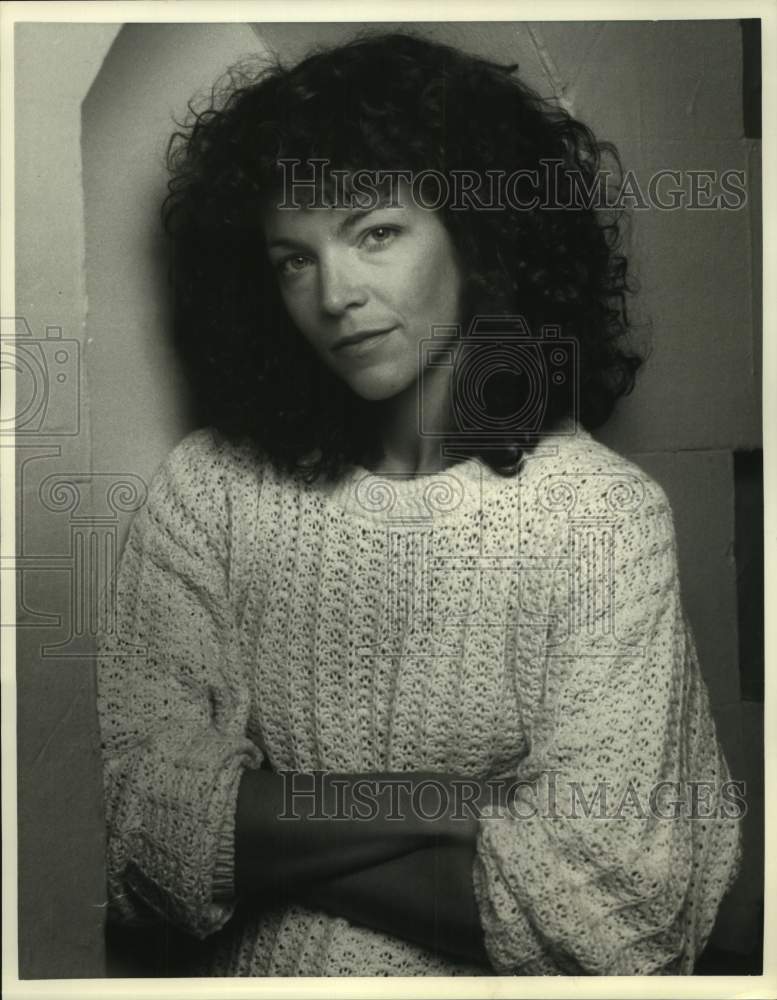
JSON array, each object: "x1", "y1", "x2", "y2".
[{"x1": 97, "y1": 422, "x2": 741, "y2": 976}]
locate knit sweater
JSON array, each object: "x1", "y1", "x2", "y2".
[{"x1": 96, "y1": 421, "x2": 741, "y2": 976}]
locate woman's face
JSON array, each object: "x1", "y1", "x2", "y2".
[{"x1": 262, "y1": 182, "x2": 464, "y2": 401}]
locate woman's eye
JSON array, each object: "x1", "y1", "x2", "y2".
[
  {"x1": 276, "y1": 255, "x2": 312, "y2": 277},
  {"x1": 362, "y1": 226, "x2": 399, "y2": 249}
]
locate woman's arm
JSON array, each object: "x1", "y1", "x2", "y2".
[
  {"x1": 471, "y1": 480, "x2": 742, "y2": 975},
  {"x1": 99, "y1": 431, "x2": 498, "y2": 941},
  {"x1": 234, "y1": 768, "x2": 498, "y2": 899},
  {"x1": 299, "y1": 843, "x2": 491, "y2": 967},
  {"x1": 97, "y1": 432, "x2": 264, "y2": 938}
]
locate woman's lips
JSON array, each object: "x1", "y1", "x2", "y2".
[{"x1": 334, "y1": 328, "x2": 397, "y2": 357}]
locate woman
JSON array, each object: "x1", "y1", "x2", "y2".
[{"x1": 97, "y1": 31, "x2": 741, "y2": 976}]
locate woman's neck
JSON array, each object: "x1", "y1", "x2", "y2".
[{"x1": 370, "y1": 365, "x2": 456, "y2": 476}]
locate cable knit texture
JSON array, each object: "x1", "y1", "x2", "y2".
[{"x1": 97, "y1": 421, "x2": 741, "y2": 976}]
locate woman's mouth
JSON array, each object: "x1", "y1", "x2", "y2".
[{"x1": 333, "y1": 328, "x2": 397, "y2": 357}]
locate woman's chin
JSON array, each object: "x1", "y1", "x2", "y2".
[{"x1": 344, "y1": 371, "x2": 416, "y2": 402}]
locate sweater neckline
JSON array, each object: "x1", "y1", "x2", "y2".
[
  {"x1": 308, "y1": 417, "x2": 584, "y2": 523},
  {"x1": 324, "y1": 453, "x2": 505, "y2": 524}
]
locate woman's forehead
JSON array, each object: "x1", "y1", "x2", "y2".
[
  {"x1": 262, "y1": 200, "x2": 411, "y2": 248},
  {"x1": 265, "y1": 170, "x2": 413, "y2": 211},
  {"x1": 261, "y1": 176, "x2": 417, "y2": 238}
]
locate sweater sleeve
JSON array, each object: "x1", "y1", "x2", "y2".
[
  {"x1": 472, "y1": 478, "x2": 742, "y2": 975},
  {"x1": 96, "y1": 429, "x2": 264, "y2": 938}
]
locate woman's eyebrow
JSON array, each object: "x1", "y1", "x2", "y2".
[
  {"x1": 335, "y1": 196, "x2": 400, "y2": 236},
  {"x1": 266, "y1": 197, "x2": 404, "y2": 250},
  {"x1": 266, "y1": 234, "x2": 309, "y2": 251}
]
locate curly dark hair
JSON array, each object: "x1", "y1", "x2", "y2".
[{"x1": 162, "y1": 30, "x2": 644, "y2": 482}]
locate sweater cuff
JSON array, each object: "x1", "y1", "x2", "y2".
[
  {"x1": 472, "y1": 805, "x2": 547, "y2": 974},
  {"x1": 212, "y1": 803, "x2": 237, "y2": 902}
]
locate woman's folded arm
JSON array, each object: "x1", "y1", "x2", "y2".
[
  {"x1": 470, "y1": 481, "x2": 742, "y2": 975},
  {"x1": 97, "y1": 432, "x2": 262, "y2": 939},
  {"x1": 300, "y1": 842, "x2": 491, "y2": 967},
  {"x1": 99, "y1": 431, "x2": 484, "y2": 937},
  {"x1": 233, "y1": 768, "x2": 482, "y2": 900}
]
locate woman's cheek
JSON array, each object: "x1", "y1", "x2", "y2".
[{"x1": 282, "y1": 287, "x2": 315, "y2": 335}]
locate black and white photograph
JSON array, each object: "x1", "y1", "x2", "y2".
[{"x1": 2, "y1": 4, "x2": 772, "y2": 995}]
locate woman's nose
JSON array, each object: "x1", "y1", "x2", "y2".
[{"x1": 318, "y1": 254, "x2": 368, "y2": 315}]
